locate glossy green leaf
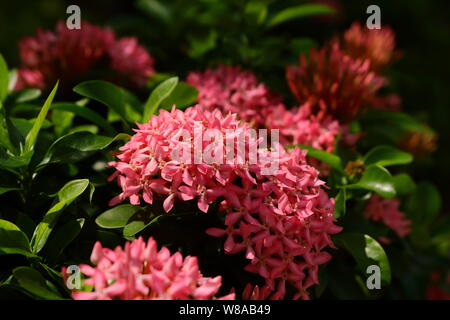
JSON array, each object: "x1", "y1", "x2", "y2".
[
  {"x1": 6, "y1": 88, "x2": 41, "y2": 105},
  {"x1": 0, "y1": 186, "x2": 20, "y2": 195},
  {"x1": 31, "y1": 179, "x2": 89, "y2": 253},
  {"x1": 73, "y1": 80, "x2": 142, "y2": 124},
  {"x1": 267, "y1": 4, "x2": 334, "y2": 28},
  {"x1": 96, "y1": 204, "x2": 143, "y2": 229},
  {"x1": 12, "y1": 267, "x2": 63, "y2": 300},
  {"x1": 334, "y1": 189, "x2": 346, "y2": 218},
  {"x1": 364, "y1": 145, "x2": 413, "y2": 167},
  {"x1": 0, "y1": 103, "x2": 15, "y2": 152},
  {"x1": 346, "y1": 165, "x2": 396, "y2": 198},
  {"x1": 0, "y1": 54, "x2": 8, "y2": 102},
  {"x1": 23, "y1": 81, "x2": 58, "y2": 154},
  {"x1": 123, "y1": 220, "x2": 152, "y2": 237},
  {"x1": 405, "y1": 182, "x2": 441, "y2": 226},
  {"x1": 51, "y1": 103, "x2": 115, "y2": 135},
  {"x1": 0, "y1": 219, "x2": 33, "y2": 257},
  {"x1": 38, "y1": 132, "x2": 130, "y2": 169},
  {"x1": 0, "y1": 151, "x2": 34, "y2": 171},
  {"x1": 160, "y1": 82, "x2": 198, "y2": 110},
  {"x1": 142, "y1": 77, "x2": 178, "y2": 122},
  {"x1": 245, "y1": 1, "x2": 268, "y2": 25},
  {"x1": 43, "y1": 218, "x2": 85, "y2": 263},
  {"x1": 288, "y1": 145, "x2": 343, "y2": 172},
  {"x1": 392, "y1": 173, "x2": 416, "y2": 195},
  {"x1": 333, "y1": 233, "x2": 391, "y2": 285}
]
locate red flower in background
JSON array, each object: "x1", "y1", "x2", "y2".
[
  {"x1": 364, "y1": 194, "x2": 411, "y2": 237},
  {"x1": 339, "y1": 22, "x2": 399, "y2": 72},
  {"x1": 286, "y1": 43, "x2": 386, "y2": 122},
  {"x1": 15, "y1": 21, "x2": 154, "y2": 90}
]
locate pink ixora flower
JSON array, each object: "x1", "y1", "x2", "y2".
[
  {"x1": 108, "y1": 106, "x2": 342, "y2": 299},
  {"x1": 187, "y1": 65, "x2": 282, "y2": 129},
  {"x1": 286, "y1": 42, "x2": 386, "y2": 122},
  {"x1": 15, "y1": 20, "x2": 154, "y2": 90},
  {"x1": 364, "y1": 194, "x2": 412, "y2": 237},
  {"x1": 70, "y1": 237, "x2": 234, "y2": 300},
  {"x1": 188, "y1": 65, "x2": 347, "y2": 161}
]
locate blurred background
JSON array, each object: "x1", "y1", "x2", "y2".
[{"x1": 0, "y1": 0, "x2": 448, "y2": 214}]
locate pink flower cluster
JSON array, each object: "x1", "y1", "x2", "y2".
[
  {"x1": 16, "y1": 21, "x2": 154, "y2": 90},
  {"x1": 71, "y1": 237, "x2": 234, "y2": 300},
  {"x1": 108, "y1": 106, "x2": 342, "y2": 299},
  {"x1": 364, "y1": 194, "x2": 412, "y2": 237},
  {"x1": 187, "y1": 65, "x2": 282, "y2": 129},
  {"x1": 286, "y1": 42, "x2": 386, "y2": 122},
  {"x1": 188, "y1": 65, "x2": 341, "y2": 155},
  {"x1": 265, "y1": 103, "x2": 339, "y2": 153}
]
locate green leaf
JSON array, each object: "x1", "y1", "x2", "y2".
[
  {"x1": 333, "y1": 233, "x2": 391, "y2": 285},
  {"x1": 12, "y1": 267, "x2": 63, "y2": 300},
  {"x1": 136, "y1": 0, "x2": 172, "y2": 24},
  {"x1": 392, "y1": 173, "x2": 416, "y2": 195},
  {"x1": 51, "y1": 103, "x2": 115, "y2": 135},
  {"x1": 405, "y1": 182, "x2": 441, "y2": 226},
  {"x1": 161, "y1": 82, "x2": 198, "y2": 110},
  {"x1": 288, "y1": 145, "x2": 343, "y2": 172},
  {"x1": 267, "y1": 4, "x2": 335, "y2": 28},
  {"x1": 67, "y1": 124, "x2": 99, "y2": 134},
  {"x1": 0, "y1": 151, "x2": 34, "y2": 171},
  {"x1": 23, "y1": 81, "x2": 58, "y2": 154},
  {"x1": 0, "y1": 186, "x2": 20, "y2": 195},
  {"x1": 334, "y1": 189, "x2": 346, "y2": 218},
  {"x1": 51, "y1": 109, "x2": 74, "y2": 137},
  {"x1": 95, "y1": 204, "x2": 143, "y2": 229},
  {"x1": 0, "y1": 219, "x2": 34, "y2": 257},
  {"x1": 364, "y1": 145, "x2": 413, "y2": 167},
  {"x1": 346, "y1": 165, "x2": 396, "y2": 198},
  {"x1": 0, "y1": 54, "x2": 8, "y2": 102},
  {"x1": 31, "y1": 179, "x2": 89, "y2": 253},
  {"x1": 73, "y1": 80, "x2": 142, "y2": 124},
  {"x1": 37, "y1": 132, "x2": 130, "y2": 169},
  {"x1": 0, "y1": 102, "x2": 16, "y2": 152},
  {"x1": 123, "y1": 220, "x2": 152, "y2": 237},
  {"x1": 188, "y1": 30, "x2": 218, "y2": 59},
  {"x1": 6, "y1": 88, "x2": 41, "y2": 105},
  {"x1": 43, "y1": 218, "x2": 84, "y2": 263},
  {"x1": 245, "y1": 1, "x2": 268, "y2": 25},
  {"x1": 142, "y1": 77, "x2": 178, "y2": 122}
]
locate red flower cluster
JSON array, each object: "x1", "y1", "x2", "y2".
[
  {"x1": 71, "y1": 237, "x2": 234, "y2": 300},
  {"x1": 16, "y1": 21, "x2": 154, "y2": 90},
  {"x1": 286, "y1": 42, "x2": 386, "y2": 122},
  {"x1": 340, "y1": 22, "x2": 398, "y2": 72}
]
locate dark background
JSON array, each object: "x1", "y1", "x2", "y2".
[{"x1": 0, "y1": 0, "x2": 449, "y2": 214}]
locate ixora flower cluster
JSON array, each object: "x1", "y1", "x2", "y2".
[
  {"x1": 71, "y1": 237, "x2": 235, "y2": 300},
  {"x1": 16, "y1": 21, "x2": 154, "y2": 90},
  {"x1": 188, "y1": 65, "x2": 340, "y2": 155},
  {"x1": 57, "y1": 22, "x2": 428, "y2": 301},
  {"x1": 364, "y1": 194, "x2": 411, "y2": 238},
  {"x1": 286, "y1": 22, "x2": 399, "y2": 122},
  {"x1": 107, "y1": 106, "x2": 342, "y2": 299}
]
